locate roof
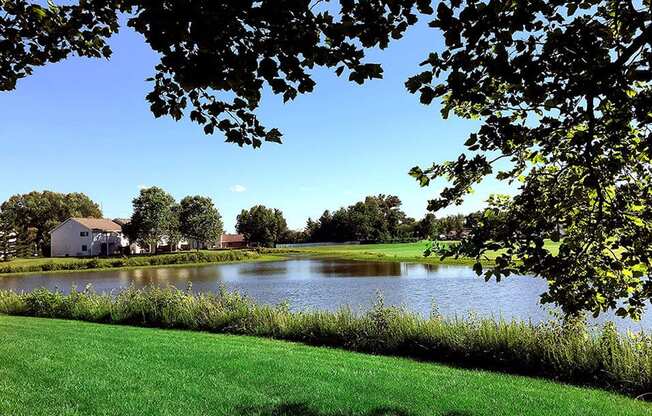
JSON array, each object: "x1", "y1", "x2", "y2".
[
  {"x1": 50, "y1": 218, "x2": 122, "y2": 234},
  {"x1": 221, "y1": 234, "x2": 245, "y2": 243},
  {"x1": 73, "y1": 218, "x2": 122, "y2": 232},
  {"x1": 112, "y1": 218, "x2": 131, "y2": 226}
]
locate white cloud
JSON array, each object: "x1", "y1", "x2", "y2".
[
  {"x1": 138, "y1": 184, "x2": 150, "y2": 190},
  {"x1": 230, "y1": 184, "x2": 247, "y2": 193}
]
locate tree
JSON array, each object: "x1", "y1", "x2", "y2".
[
  {"x1": 2, "y1": 0, "x2": 431, "y2": 147},
  {"x1": 367, "y1": 194, "x2": 407, "y2": 238},
  {"x1": 416, "y1": 213, "x2": 439, "y2": 240},
  {"x1": 179, "y1": 196, "x2": 224, "y2": 250},
  {"x1": 348, "y1": 199, "x2": 388, "y2": 241},
  {"x1": 236, "y1": 205, "x2": 287, "y2": 247},
  {"x1": 397, "y1": 216, "x2": 418, "y2": 240},
  {"x1": 436, "y1": 214, "x2": 466, "y2": 236},
  {"x1": 407, "y1": 1, "x2": 652, "y2": 318},
  {"x1": 126, "y1": 187, "x2": 176, "y2": 253},
  {"x1": 6, "y1": 1, "x2": 652, "y2": 318},
  {"x1": 166, "y1": 203, "x2": 183, "y2": 252},
  {"x1": 305, "y1": 195, "x2": 412, "y2": 242},
  {"x1": 0, "y1": 191, "x2": 102, "y2": 256},
  {"x1": 278, "y1": 229, "x2": 308, "y2": 245}
]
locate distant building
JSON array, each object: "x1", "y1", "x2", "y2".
[
  {"x1": 444, "y1": 228, "x2": 472, "y2": 240},
  {"x1": 459, "y1": 228, "x2": 472, "y2": 238},
  {"x1": 112, "y1": 218, "x2": 146, "y2": 254},
  {"x1": 219, "y1": 234, "x2": 247, "y2": 249},
  {"x1": 50, "y1": 218, "x2": 127, "y2": 257},
  {"x1": 0, "y1": 231, "x2": 17, "y2": 260},
  {"x1": 50, "y1": 218, "x2": 250, "y2": 257}
]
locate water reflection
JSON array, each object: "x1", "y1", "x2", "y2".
[
  {"x1": 0, "y1": 258, "x2": 649, "y2": 333},
  {"x1": 312, "y1": 260, "x2": 404, "y2": 277}
]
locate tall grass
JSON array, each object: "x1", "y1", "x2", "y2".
[
  {"x1": 1, "y1": 285, "x2": 650, "y2": 397},
  {"x1": 0, "y1": 250, "x2": 260, "y2": 274}
]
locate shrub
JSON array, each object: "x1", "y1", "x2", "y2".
[{"x1": 0, "y1": 285, "x2": 650, "y2": 397}]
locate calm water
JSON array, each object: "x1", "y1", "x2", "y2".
[{"x1": 1, "y1": 258, "x2": 649, "y2": 332}]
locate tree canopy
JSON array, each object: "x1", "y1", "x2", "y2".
[
  {"x1": 0, "y1": 191, "x2": 102, "y2": 256},
  {"x1": 125, "y1": 187, "x2": 176, "y2": 253},
  {"x1": 407, "y1": 0, "x2": 652, "y2": 318},
  {"x1": 236, "y1": 205, "x2": 288, "y2": 247},
  {"x1": 2, "y1": 0, "x2": 430, "y2": 147},
  {"x1": 179, "y1": 196, "x2": 224, "y2": 249},
  {"x1": 306, "y1": 195, "x2": 413, "y2": 242}
]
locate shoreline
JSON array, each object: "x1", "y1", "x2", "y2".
[
  {"x1": 0, "y1": 252, "x2": 287, "y2": 277},
  {"x1": 270, "y1": 248, "x2": 491, "y2": 267},
  {"x1": 0, "y1": 251, "x2": 491, "y2": 278}
]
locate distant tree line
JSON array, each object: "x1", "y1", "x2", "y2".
[
  {"x1": 0, "y1": 190, "x2": 473, "y2": 259},
  {"x1": 299, "y1": 195, "x2": 470, "y2": 244}
]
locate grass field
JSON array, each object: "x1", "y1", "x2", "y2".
[
  {"x1": 288, "y1": 241, "x2": 562, "y2": 265},
  {"x1": 0, "y1": 315, "x2": 648, "y2": 416}
]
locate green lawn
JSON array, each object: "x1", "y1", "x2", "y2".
[
  {"x1": 0, "y1": 315, "x2": 647, "y2": 416},
  {"x1": 289, "y1": 241, "x2": 561, "y2": 265}
]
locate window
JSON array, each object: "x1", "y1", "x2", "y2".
[
  {"x1": 80, "y1": 231, "x2": 89, "y2": 237},
  {"x1": 81, "y1": 245, "x2": 87, "y2": 252}
]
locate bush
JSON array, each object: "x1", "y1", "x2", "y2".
[{"x1": 0, "y1": 285, "x2": 650, "y2": 397}]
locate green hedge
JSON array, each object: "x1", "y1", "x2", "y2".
[
  {"x1": 1, "y1": 285, "x2": 650, "y2": 397},
  {"x1": 0, "y1": 251, "x2": 258, "y2": 274}
]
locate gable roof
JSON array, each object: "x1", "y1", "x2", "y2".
[
  {"x1": 73, "y1": 218, "x2": 122, "y2": 232},
  {"x1": 221, "y1": 234, "x2": 245, "y2": 243},
  {"x1": 50, "y1": 218, "x2": 122, "y2": 234}
]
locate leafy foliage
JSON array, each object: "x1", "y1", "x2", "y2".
[
  {"x1": 236, "y1": 205, "x2": 288, "y2": 247},
  {"x1": 415, "y1": 213, "x2": 439, "y2": 240},
  {"x1": 306, "y1": 194, "x2": 413, "y2": 242},
  {"x1": 305, "y1": 195, "x2": 469, "y2": 242},
  {"x1": 407, "y1": 1, "x2": 652, "y2": 318},
  {"x1": 166, "y1": 203, "x2": 184, "y2": 252},
  {"x1": 0, "y1": 0, "x2": 119, "y2": 91},
  {"x1": 1, "y1": 0, "x2": 432, "y2": 147},
  {"x1": 179, "y1": 196, "x2": 224, "y2": 249},
  {"x1": 125, "y1": 187, "x2": 176, "y2": 253},
  {"x1": 0, "y1": 191, "x2": 102, "y2": 256}
]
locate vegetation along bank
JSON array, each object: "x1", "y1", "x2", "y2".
[
  {"x1": 0, "y1": 250, "x2": 280, "y2": 275},
  {"x1": 0, "y1": 286, "x2": 650, "y2": 398}
]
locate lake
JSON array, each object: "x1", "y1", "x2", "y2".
[{"x1": 0, "y1": 257, "x2": 649, "y2": 332}]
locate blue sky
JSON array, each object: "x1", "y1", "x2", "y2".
[{"x1": 0, "y1": 16, "x2": 509, "y2": 232}]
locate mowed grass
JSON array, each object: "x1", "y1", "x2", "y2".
[
  {"x1": 290, "y1": 241, "x2": 561, "y2": 265},
  {"x1": 0, "y1": 315, "x2": 648, "y2": 416}
]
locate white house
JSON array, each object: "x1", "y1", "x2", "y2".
[{"x1": 50, "y1": 218, "x2": 127, "y2": 257}]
